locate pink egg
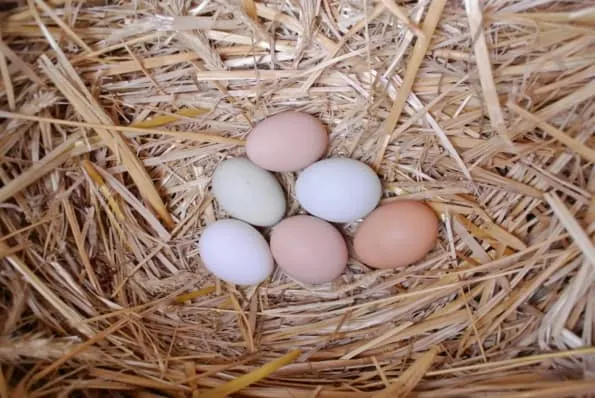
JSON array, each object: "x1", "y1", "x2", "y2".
[
  {"x1": 270, "y1": 215, "x2": 348, "y2": 284},
  {"x1": 246, "y1": 111, "x2": 328, "y2": 172}
]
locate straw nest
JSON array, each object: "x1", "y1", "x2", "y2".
[{"x1": 1, "y1": 0, "x2": 594, "y2": 396}]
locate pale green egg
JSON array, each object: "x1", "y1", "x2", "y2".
[{"x1": 212, "y1": 158, "x2": 286, "y2": 227}]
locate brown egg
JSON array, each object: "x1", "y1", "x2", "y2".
[
  {"x1": 270, "y1": 215, "x2": 347, "y2": 284},
  {"x1": 246, "y1": 111, "x2": 328, "y2": 172},
  {"x1": 353, "y1": 201, "x2": 439, "y2": 269}
]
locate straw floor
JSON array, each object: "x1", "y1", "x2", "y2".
[{"x1": 1, "y1": 0, "x2": 594, "y2": 397}]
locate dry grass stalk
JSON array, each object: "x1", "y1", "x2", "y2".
[
  {"x1": 28, "y1": 2, "x2": 175, "y2": 230},
  {"x1": 0, "y1": 0, "x2": 594, "y2": 396},
  {"x1": 0, "y1": 110, "x2": 246, "y2": 145},
  {"x1": 0, "y1": 44, "x2": 15, "y2": 112},
  {"x1": 374, "y1": 0, "x2": 447, "y2": 168},
  {"x1": 197, "y1": 350, "x2": 301, "y2": 398},
  {"x1": 371, "y1": 347, "x2": 439, "y2": 398},
  {"x1": 464, "y1": 0, "x2": 513, "y2": 151}
]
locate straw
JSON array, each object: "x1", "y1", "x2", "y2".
[
  {"x1": 0, "y1": 0, "x2": 593, "y2": 396},
  {"x1": 197, "y1": 350, "x2": 301, "y2": 398}
]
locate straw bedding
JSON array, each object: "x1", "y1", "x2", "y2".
[{"x1": 0, "y1": 0, "x2": 594, "y2": 396}]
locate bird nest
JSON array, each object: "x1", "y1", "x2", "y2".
[{"x1": 0, "y1": 0, "x2": 594, "y2": 397}]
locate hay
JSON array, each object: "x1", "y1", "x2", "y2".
[{"x1": 0, "y1": 0, "x2": 594, "y2": 396}]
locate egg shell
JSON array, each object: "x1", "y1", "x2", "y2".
[
  {"x1": 270, "y1": 215, "x2": 347, "y2": 284},
  {"x1": 212, "y1": 158, "x2": 286, "y2": 227},
  {"x1": 353, "y1": 201, "x2": 439, "y2": 269},
  {"x1": 246, "y1": 111, "x2": 328, "y2": 172},
  {"x1": 198, "y1": 219, "x2": 274, "y2": 285},
  {"x1": 295, "y1": 158, "x2": 382, "y2": 223}
]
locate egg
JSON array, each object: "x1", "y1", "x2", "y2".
[
  {"x1": 198, "y1": 219, "x2": 274, "y2": 285},
  {"x1": 295, "y1": 158, "x2": 382, "y2": 223},
  {"x1": 212, "y1": 158, "x2": 286, "y2": 227},
  {"x1": 270, "y1": 215, "x2": 347, "y2": 284},
  {"x1": 246, "y1": 111, "x2": 328, "y2": 172},
  {"x1": 353, "y1": 201, "x2": 439, "y2": 269}
]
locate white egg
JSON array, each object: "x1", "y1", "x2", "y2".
[
  {"x1": 198, "y1": 219, "x2": 274, "y2": 285},
  {"x1": 212, "y1": 158, "x2": 286, "y2": 227},
  {"x1": 296, "y1": 158, "x2": 382, "y2": 223}
]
